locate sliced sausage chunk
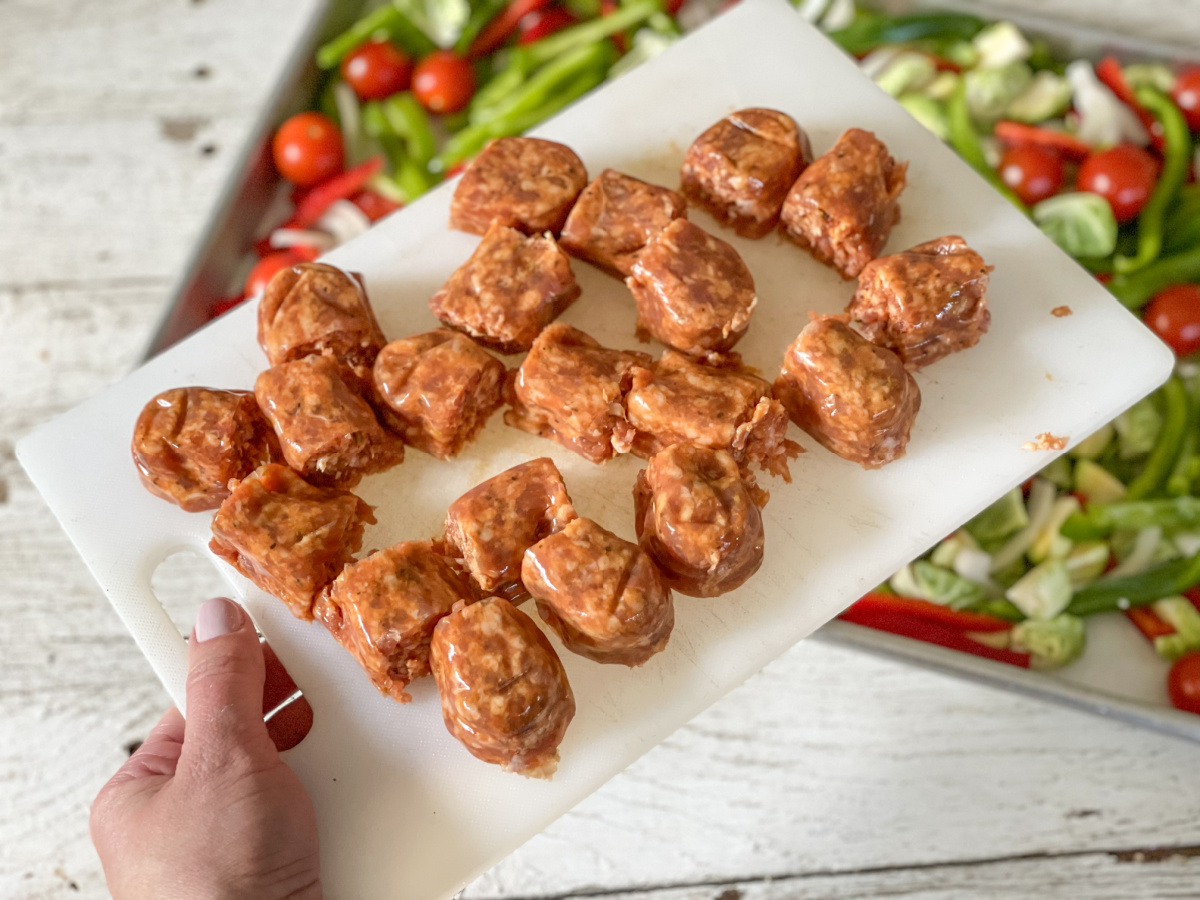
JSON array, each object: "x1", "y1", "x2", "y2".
[
  {"x1": 449, "y1": 137, "x2": 587, "y2": 236},
  {"x1": 625, "y1": 350, "x2": 800, "y2": 480},
  {"x1": 633, "y1": 443, "x2": 767, "y2": 598},
  {"x1": 314, "y1": 540, "x2": 475, "y2": 703},
  {"x1": 257, "y1": 262, "x2": 386, "y2": 382},
  {"x1": 626, "y1": 218, "x2": 757, "y2": 359},
  {"x1": 255, "y1": 354, "x2": 403, "y2": 488},
  {"x1": 210, "y1": 463, "x2": 376, "y2": 620},
  {"x1": 773, "y1": 315, "x2": 920, "y2": 469},
  {"x1": 132, "y1": 387, "x2": 280, "y2": 512},
  {"x1": 505, "y1": 323, "x2": 652, "y2": 463},
  {"x1": 681, "y1": 107, "x2": 812, "y2": 239},
  {"x1": 429, "y1": 222, "x2": 581, "y2": 354},
  {"x1": 559, "y1": 169, "x2": 688, "y2": 278},
  {"x1": 523, "y1": 517, "x2": 674, "y2": 666},
  {"x1": 443, "y1": 457, "x2": 577, "y2": 598},
  {"x1": 431, "y1": 596, "x2": 575, "y2": 778},
  {"x1": 846, "y1": 235, "x2": 993, "y2": 371},
  {"x1": 780, "y1": 128, "x2": 907, "y2": 279},
  {"x1": 373, "y1": 329, "x2": 506, "y2": 460}
]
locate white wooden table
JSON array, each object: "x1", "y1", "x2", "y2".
[{"x1": 3, "y1": 1, "x2": 1200, "y2": 897}]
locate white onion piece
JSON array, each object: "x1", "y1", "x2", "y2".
[
  {"x1": 990, "y1": 479, "x2": 1056, "y2": 574},
  {"x1": 317, "y1": 199, "x2": 371, "y2": 246},
  {"x1": 269, "y1": 228, "x2": 334, "y2": 251},
  {"x1": 1106, "y1": 526, "x2": 1163, "y2": 578}
]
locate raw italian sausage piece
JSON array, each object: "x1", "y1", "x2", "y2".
[
  {"x1": 505, "y1": 322, "x2": 652, "y2": 463},
  {"x1": 681, "y1": 107, "x2": 812, "y2": 239},
  {"x1": 449, "y1": 137, "x2": 587, "y2": 236},
  {"x1": 429, "y1": 221, "x2": 581, "y2": 354},
  {"x1": 132, "y1": 387, "x2": 280, "y2": 512},
  {"x1": 846, "y1": 235, "x2": 993, "y2": 371},
  {"x1": 431, "y1": 596, "x2": 575, "y2": 778},
  {"x1": 559, "y1": 169, "x2": 688, "y2": 278},
  {"x1": 625, "y1": 350, "x2": 801, "y2": 480},
  {"x1": 314, "y1": 540, "x2": 475, "y2": 702},
  {"x1": 633, "y1": 443, "x2": 767, "y2": 598},
  {"x1": 443, "y1": 457, "x2": 578, "y2": 597},
  {"x1": 523, "y1": 517, "x2": 674, "y2": 666},
  {"x1": 210, "y1": 463, "x2": 376, "y2": 620},
  {"x1": 626, "y1": 218, "x2": 757, "y2": 359},
  {"x1": 780, "y1": 128, "x2": 907, "y2": 279},
  {"x1": 255, "y1": 354, "x2": 403, "y2": 488},
  {"x1": 373, "y1": 329, "x2": 506, "y2": 459},
  {"x1": 773, "y1": 315, "x2": 920, "y2": 469},
  {"x1": 257, "y1": 262, "x2": 387, "y2": 381}
]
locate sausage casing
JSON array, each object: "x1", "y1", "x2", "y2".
[
  {"x1": 132, "y1": 387, "x2": 279, "y2": 512},
  {"x1": 780, "y1": 128, "x2": 907, "y2": 279},
  {"x1": 505, "y1": 322, "x2": 651, "y2": 463},
  {"x1": 559, "y1": 169, "x2": 687, "y2": 278},
  {"x1": 210, "y1": 463, "x2": 376, "y2": 619},
  {"x1": 773, "y1": 315, "x2": 920, "y2": 468},
  {"x1": 449, "y1": 137, "x2": 587, "y2": 237},
  {"x1": 523, "y1": 517, "x2": 674, "y2": 666},
  {"x1": 633, "y1": 443, "x2": 767, "y2": 598},
  {"x1": 430, "y1": 596, "x2": 575, "y2": 778},
  {"x1": 443, "y1": 457, "x2": 578, "y2": 598},
  {"x1": 373, "y1": 329, "x2": 506, "y2": 459},
  {"x1": 846, "y1": 235, "x2": 992, "y2": 371},
  {"x1": 681, "y1": 108, "x2": 811, "y2": 239},
  {"x1": 314, "y1": 540, "x2": 475, "y2": 702}
]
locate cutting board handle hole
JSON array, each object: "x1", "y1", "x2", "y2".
[{"x1": 150, "y1": 550, "x2": 313, "y2": 751}]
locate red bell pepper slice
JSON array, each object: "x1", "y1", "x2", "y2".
[
  {"x1": 993, "y1": 120, "x2": 1092, "y2": 162},
  {"x1": 839, "y1": 603, "x2": 1031, "y2": 667},
  {"x1": 350, "y1": 189, "x2": 403, "y2": 222},
  {"x1": 1185, "y1": 586, "x2": 1200, "y2": 614},
  {"x1": 852, "y1": 592, "x2": 1014, "y2": 632},
  {"x1": 1127, "y1": 606, "x2": 1175, "y2": 642},
  {"x1": 468, "y1": 0, "x2": 552, "y2": 58},
  {"x1": 1095, "y1": 56, "x2": 1165, "y2": 152},
  {"x1": 288, "y1": 156, "x2": 385, "y2": 230}
]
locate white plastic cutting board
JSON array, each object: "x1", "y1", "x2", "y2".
[{"x1": 18, "y1": 1, "x2": 1175, "y2": 897}]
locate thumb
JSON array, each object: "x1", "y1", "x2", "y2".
[{"x1": 181, "y1": 597, "x2": 276, "y2": 775}]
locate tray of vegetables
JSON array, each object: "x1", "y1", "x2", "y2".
[{"x1": 149, "y1": 0, "x2": 1200, "y2": 738}]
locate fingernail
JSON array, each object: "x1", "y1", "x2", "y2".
[{"x1": 195, "y1": 597, "x2": 244, "y2": 642}]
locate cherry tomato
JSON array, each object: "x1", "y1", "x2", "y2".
[
  {"x1": 998, "y1": 145, "x2": 1065, "y2": 207},
  {"x1": 272, "y1": 112, "x2": 344, "y2": 187},
  {"x1": 1076, "y1": 144, "x2": 1159, "y2": 224},
  {"x1": 412, "y1": 51, "x2": 476, "y2": 114},
  {"x1": 1171, "y1": 66, "x2": 1200, "y2": 133},
  {"x1": 1168, "y1": 652, "x2": 1200, "y2": 714},
  {"x1": 1144, "y1": 284, "x2": 1200, "y2": 357},
  {"x1": 518, "y1": 7, "x2": 577, "y2": 44},
  {"x1": 340, "y1": 40, "x2": 412, "y2": 101},
  {"x1": 244, "y1": 251, "x2": 303, "y2": 298}
]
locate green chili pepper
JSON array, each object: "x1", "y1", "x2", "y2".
[
  {"x1": 1125, "y1": 377, "x2": 1189, "y2": 501},
  {"x1": 387, "y1": 12, "x2": 439, "y2": 59},
  {"x1": 1163, "y1": 184, "x2": 1200, "y2": 255},
  {"x1": 316, "y1": 7, "x2": 437, "y2": 70},
  {"x1": 473, "y1": 41, "x2": 613, "y2": 126},
  {"x1": 1114, "y1": 88, "x2": 1192, "y2": 274},
  {"x1": 382, "y1": 93, "x2": 437, "y2": 165},
  {"x1": 524, "y1": 0, "x2": 661, "y2": 65},
  {"x1": 946, "y1": 81, "x2": 1027, "y2": 212},
  {"x1": 1167, "y1": 372, "x2": 1200, "y2": 496},
  {"x1": 827, "y1": 11, "x2": 986, "y2": 56},
  {"x1": 454, "y1": 0, "x2": 508, "y2": 56},
  {"x1": 469, "y1": 54, "x2": 535, "y2": 123},
  {"x1": 1062, "y1": 496, "x2": 1200, "y2": 541},
  {"x1": 970, "y1": 598, "x2": 1027, "y2": 623},
  {"x1": 1107, "y1": 243, "x2": 1200, "y2": 309},
  {"x1": 362, "y1": 100, "x2": 437, "y2": 203},
  {"x1": 1067, "y1": 552, "x2": 1200, "y2": 617}
]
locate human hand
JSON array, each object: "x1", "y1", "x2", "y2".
[{"x1": 91, "y1": 597, "x2": 322, "y2": 900}]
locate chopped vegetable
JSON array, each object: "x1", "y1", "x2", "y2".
[
  {"x1": 874, "y1": 51, "x2": 936, "y2": 96},
  {"x1": 825, "y1": 10, "x2": 986, "y2": 56},
  {"x1": 990, "y1": 479, "x2": 1058, "y2": 573},
  {"x1": 965, "y1": 61, "x2": 1033, "y2": 127},
  {"x1": 1067, "y1": 552, "x2": 1200, "y2": 616},
  {"x1": 1006, "y1": 559, "x2": 1072, "y2": 620},
  {"x1": 947, "y1": 80, "x2": 1026, "y2": 209},
  {"x1": 1124, "y1": 377, "x2": 1188, "y2": 500},
  {"x1": 1069, "y1": 423, "x2": 1115, "y2": 460},
  {"x1": 1151, "y1": 595, "x2": 1200, "y2": 660},
  {"x1": 889, "y1": 560, "x2": 987, "y2": 609},
  {"x1": 850, "y1": 593, "x2": 1014, "y2": 632},
  {"x1": 316, "y1": 6, "x2": 436, "y2": 70},
  {"x1": 966, "y1": 486, "x2": 1029, "y2": 543},
  {"x1": 1005, "y1": 70, "x2": 1071, "y2": 123},
  {"x1": 838, "y1": 601, "x2": 1031, "y2": 667},
  {"x1": 1031, "y1": 192, "x2": 1118, "y2": 258},
  {"x1": 1106, "y1": 526, "x2": 1164, "y2": 578},
  {"x1": 1010, "y1": 614, "x2": 1086, "y2": 669},
  {"x1": 898, "y1": 92, "x2": 949, "y2": 139},
  {"x1": 1073, "y1": 457, "x2": 1127, "y2": 505},
  {"x1": 1115, "y1": 393, "x2": 1163, "y2": 459},
  {"x1": 1028, "y1": 495, "x2": 1081, "y2": 563},
  {"x1": 1064, "y1": 541, "x2": 1111, "y2": 587},
  {"x1": 289, "y1": 156, "x2": 385, "y2": 229},
  {"x1": 971, "y1": 21, "x2": 1030, "y2": 70},
  {"x1": 993, "y1": 119, "x2": 1090, "y2": 161},
  {"x1": 1108, "y1": 244, "x2": 1200, "y2": 310},
  {"x1": 1063, "y1": 497, "x2": 1200, "y2": 541},
  {"x1": 1066, "y1": 59, "x2": 1149, "y2": 147},
  {"x1": 1114, "y1": 88, "x2": 1192, "y2": 273}
]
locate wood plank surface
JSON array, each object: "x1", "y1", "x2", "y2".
[{"x1": 3, "y1": 1, "x2": 1200, "y2": 898}]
